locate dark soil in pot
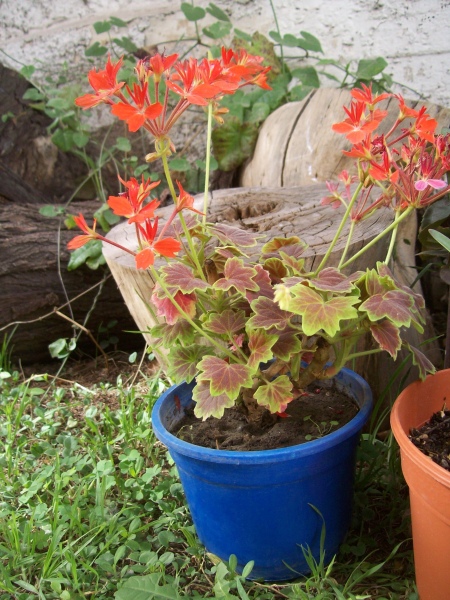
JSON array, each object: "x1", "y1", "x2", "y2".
[
  {"x1": 410, "y1": 408, "x2": 450, "y2": 471},
  {"x1": 172, "y1": 380, "x2": 359, "y2": 451}
]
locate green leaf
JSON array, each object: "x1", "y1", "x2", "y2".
[
  {"x1": 39, "y1": 205, "x2": 64, "y2": 217},
  {"x1": 113, "y1": 37, "x2": 138, "y2": 53},
  {"x1": 114, "y1": 136, "x2": 132, "y2": 152},
  {"x1": 51, "y1": 129, "x2": 75, "y2": 152},
  {"x1": 248, "y1": 101, "x2": 270, "y2": 124},
  {"x1": 93, "y1": 20, "x2": 111, "y2": 34},
  {"x1": 197, "y1": 356, "x2": 253, "y2": 400},
  {"x1": 429, "y1": 228, "x2": 450, "y2": 252},
  {"x1": 114, "y1": 573, "x2": 182, "y2": 600},
  {"x1": 193, "y1": 381, "x2": 234, "y2": 420},
  {"x1": 297, "y1": 31, "x2": 323, "y2": 53},
  {"x1": 212, "y1": 116, "x2": 259, "y2": 171},
  {"x1": 206, "y1": 2, "x2": 230, "y2": 21},
  {"x1": 167, "y1": 345, "x2": 212, "y2": 383},
  {"x1": 356, "y1": 57, "x2": 388, "y2": 80},
  {"x1": 20, "y1": 65, "x2": 35, "y2": 79},
  {"x1": 181, "y1": 3, "x2": 206, "y2": 21},
  {"x1": 202, "y1": 21, "x2": 232, "y2": 40},
  {"x1": 48, "y1": 337, "x2": 76, "y2": 359},
  {"x1": 289, "y1": 85, "x2": 314, "y2": 102},
  {"x1": 254, "y1": 375, "x2": 293, "y2": 413},
  {"x1": 151, "y1": 320, "x2": 196, "y2": 348},
  {"x1": 85, "y1": 42, "x2": 108, "y2": 57},
  {"x1": 110, "y1": 16, "x2": 128, "y2": 27},
  {"x1": 195, "y1": 156, "x2": 219, "y2": 171},
  {"x1": 22, "y1": 88, "x2": 45, "y2": 101},
  {"x1": 291, "y1": 66, "x2": 320, "y2": 88},
  {"x1": 169, "y1": 157, "x2": 191, "y2": 171},
  {"x1": 233, "y1": 28, "x2": 252, "y2": 42},
  {"x1": 67, "y1": 240, "x2": 103, "y2": 271},
  {"x1": 73, "y1": 132, "x2": 89, "y2": 148}
]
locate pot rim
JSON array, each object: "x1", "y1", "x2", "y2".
[
  {"x1": 151, "y1": 367, "x2": 372, "y2": 464},
  {"x1": 391, "y1": 370, "x2": 450, "y2": 487}
]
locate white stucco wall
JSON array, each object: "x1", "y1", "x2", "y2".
[{"x1": 0, "y1": 0, "x2": 449, "y2": 106}]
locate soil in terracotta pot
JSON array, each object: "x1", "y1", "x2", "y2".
[
  {"x1": 172, "y1": 381, "x2": 359, "y2": 451},
  {"x1": 410, "y1": 408, "x2": 450, "y2": 471}
]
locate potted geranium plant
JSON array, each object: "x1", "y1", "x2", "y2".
[{"x1": 68, "y1": 48, "x2": 450, "y2": 580}]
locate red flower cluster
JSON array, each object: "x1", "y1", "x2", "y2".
[{"x1": 325, "y1": 84, "x2": 450, "y2": 220}]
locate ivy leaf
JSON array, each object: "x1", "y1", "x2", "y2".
[
  {"x1": 67, "y1": 240, "x2": 104, "y2": 271},
  {"x1": 356, "y1": 57, "x2": 388, "y2": 80},
  {"x1": 202, "y1": 21, "x2": 232, "y2": 39},
  {"x1": 212, "y1": 115, "x2": 259, "y2": 171},
  {"x1": 287, "y1": 285, "x2": 359, "y2": 337},
  {"x1": 113, "y1": 36, "x2": 138, "y2": 53},
  {"x1": 210, "y1": 223, "x2": 259, "y2": 247},
  {"x1": 206, "y1": 2, "x2": 230, "y2": 21},
  {"x1": 297, "y1": 31, "x2": 323, "y2": 53},
  {"x1": 359, "y1": 290, "x2": 413, "y2": 327},
  {"x1": 181, "y1": 2, "x2": 206, "y2": 21},
  {"x1": 247, "y1": 297, "x2": 293, "y2": 330},
  {"x1": 193, "y1": 382, "x2": 234, "y2": 420},
  {"x1": 370, "y1": 320, "x2": 401, "y2": 359},
  {"x1": 170, "y1": 157, "x2": 191, "y2": 171},
  {"x1": 213, "y1": 257, "x2": 259, "y2": 295},
  {"x1": 204, "y1": 310, "x2": 246, "y2": 336},
  {"x1": 291, "y1": 66, "x2": 320, "y2": 88},
  {"x1": 254, "y1": 375, "x2": 293, "y2": 413},
  {"x1": 167, "y1": 346, "x2": 212, "y2": 383},
  {"x1": 161, "y1": 263, "x2": 210, "y2": 293},
  {"x1": 93, "y1": 20, "x2": 111, "y2": 34},
  {"x1": 247, "y1": 329, "x2": 277, "y2": 369},
  {"x1": 85, "y1": 42, "x2": 108, "y2": 57},
  {"x1": 309, "y1": 268, "x2": 362, "y2": 293},
  {"x1": 197, "y1": 356, "x2": 253, "y2": 400},
  {"x1": 406, "y1": 343, "x2": 436, "y2": 380}
]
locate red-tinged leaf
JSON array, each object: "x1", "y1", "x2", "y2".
[
  {"x1": 364, "y1": 267, "x2": 394, "y2": 296},
  {"x1": 263, "y1": 257, "x2": 287, "y2": 282},
  {"x1": 309, "y1": 267, "x2": 363, "y2": 293},
  {"x1": 247, "y1": 297, "x2": 293, "y2": 330},
  {"x1": 210, "y1": 223, "x2": 259, "y2": 247},
  {"x1": 359, "y1": 289, "x2": 413, "y2": 327},
  {"x1": 197, "y1": 356, "x2": 253, "y2": 400},
  {"x1": 167, "y1": 345, "x2": 212, "y2": 383},
  {"x1": 406, "y1": 343, "x2": 436, "y2": 380},
  {"x1": 279, "y1": 251, "x2": 306, "y2": 274},
  {"x1": 213, "y1": 257, "x2": 259, "y2": 295},
  {"x1": 204, "y1": 310, "x2": 246, "y2": 336},
  {"x1": 253, "y1": 375, "x2": 293, "y2": 413},
  {"x1": 246, "y1": 265, "x2": 274, "y2": 302},
  {"x1": 247, "y1": 329, "x2": 277, "y2": 369},
  {"x1": 288, "y1": 285, "x2": 359, "y2": 337},
  {"x1": 150, "y1": 320, "x2": 196, "y2": 348},
  {"x1": 161, "y1": 263, "x2": 210, "y2": 293},
  {"x1": 261, "y1": 236, "x2": 307, "y2": 256},
  {"x1": 271, "y1": 328, "x2": 303, "y2": 361},
  {"x1": 193, "y1": 381, "x2": 234, "y2": 420},
  {"x1": 370, "y1": 320, "x2": 401, "y2": 359},
  {"x1": 135, "y1": 247, "x2": 155, "y2": 269},
  {"x1": 151, "y1": 287, "x2": 197, "y2": 325}
]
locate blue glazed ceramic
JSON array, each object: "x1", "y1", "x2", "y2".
[{"x1": 151, "y1": 368, "x2": 372, "y2": 581}]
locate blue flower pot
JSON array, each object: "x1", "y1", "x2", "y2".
[{"x1": 151, "y1": 368, "x2": 372, "y2": 581}]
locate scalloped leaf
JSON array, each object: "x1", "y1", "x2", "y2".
[
  {"x1": 261, "y1": 236, "x2": 306, "y2": 255},
  {"x1": 245, "y1": 265, "x2": 274, "y2": 302},
  {"x1": 279, "y1": 251, "x2": 306, "y2": 274},
  {"x1": 271, "y1": 328, "x2": 303, "y2": 360},
  {"x1": 359, "y1": 289, "x2": 413, "y2": 327},
  {"x1": 161, "y1": 263, "x2": 210, "y2": 293},
  {"x1": 204, "y1": 310, "x2": 246, "y2": 336},
  {"x1": 167, "y1": 345, "x2": 212, "y2": 383},
  {"x1": 263, "y1": 257, "x2": 287, "y2": 281},
  {"x1": 287, "y1": 285, "x2": 359, "y2": 337},
  {"x1": 210, "y1": 223, "x2": 259, "y2": 247},
  {"x1": 247, "y1": 297, "x2": 293, "y2": 330},
  {"x1": 193, "y1": 381, "x2": 236, "y2": 420},
  {"x1": 406, "y1": 343, "x2": 436, "y2": 379},
  {"x1": 150, "y1": 320, "x2": 196, "y2": 348},
  {"x1": 197, "y1": 356, "x2": 253, "y2": 400},
  {"x1": 254, "y1": 375, "x2": 293, "y2": 413},
  {"x1": 309, "y1": 267, "x2": 362, "y2": 293},
  {"x1": 370, "y1": 320, "x2": 401, "y2": 359},
  {"x1": 247, "y1": 329, "x2": 277, "y2": 369},
  {"x1": 213, "y1": 257, "x2": 259, "y2": 295}
]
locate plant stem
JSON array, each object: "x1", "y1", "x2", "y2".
[
  {"x1": 314, "y1": 182, "x2": 363, "y2": 275},
  {"x1": 203, "y1": 101, "x2": 213, "y2": 225},
  {"x1": 384, "y1": 210, "x2": 401, "y2": 263},
  {"x1": 340, "y1": 206, "x2": 414, "y2": 270},
  {"x1": 338, "y1": 220, "x2": 356, "y2": 269}
]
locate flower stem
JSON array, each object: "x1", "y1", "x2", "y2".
[
  {"x1": 314, "y1": 182, "x2": 363, "y2": 275},
  {"x1": 203, "y1": 101, "x2": 213, "y2": 225}
]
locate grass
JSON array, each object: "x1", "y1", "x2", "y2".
[{"x1": 0, "y1": 353, "x2": 419, "y2": 600}]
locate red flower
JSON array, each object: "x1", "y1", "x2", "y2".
[
  {"x1": 412, "y1": 107, "x2": 438, "y2": 144},
  {"x1": 134, "y1": 219, "x2": 182, "y2": 269},
  {"x1": 67, "y1": 214, "x2": 99, "y2": 249},
  {"x1": 107, "y1": 176, "x2": 160, "y2": 223},
  {"x1": 175, "y1": 181, "x2": 204, "y2": 215},
  {"x1": 136, "y1": 52, "x2": 179, "y2": 83},
  {"x1": 111, "y1": 82, "x2": 163, "y2": 132},
  {"x1": 332, "y1": 101, "x2": 387, "y2": 143},
  {"x1": 351, "y1": 83, "x2": 390, "y2": 107},
  {"x1": 75, "y1": 56, "x2": 124, "y2": 109}
]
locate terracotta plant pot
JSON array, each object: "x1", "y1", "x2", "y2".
[{"x1": 390, "y1": 370, "x2": 450, "y2": 600}]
